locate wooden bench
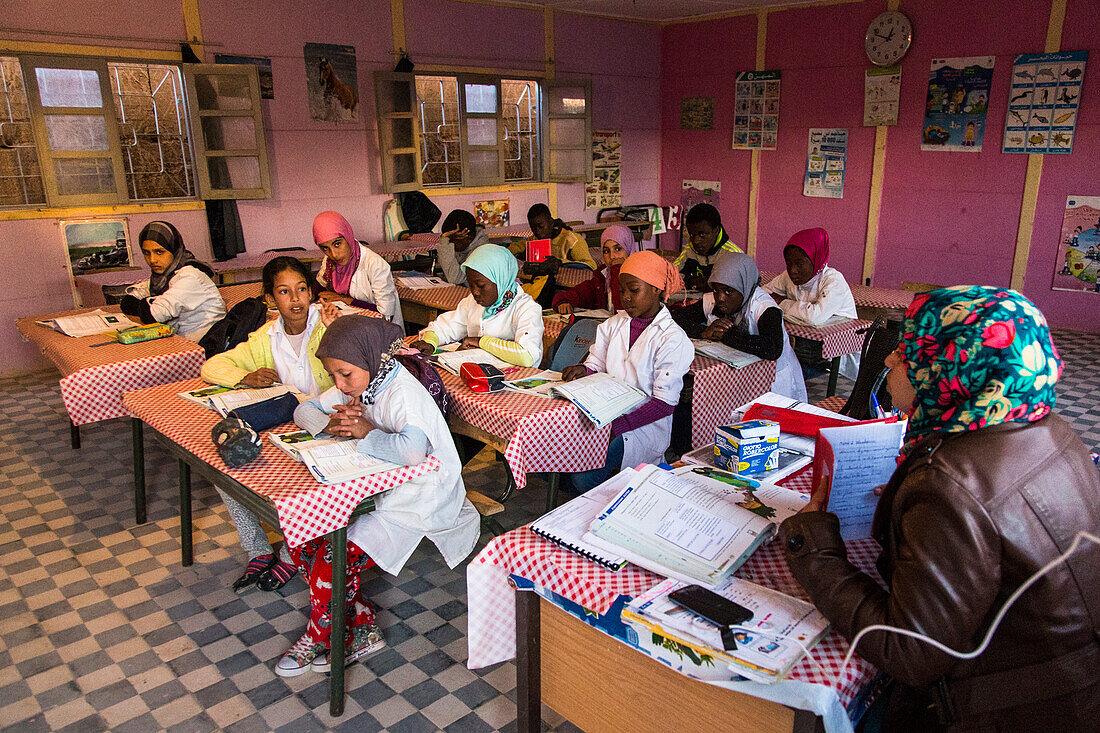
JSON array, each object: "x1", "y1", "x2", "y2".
[{"x1": 467, "y1": 489, "x2": 506, "y2": 535}]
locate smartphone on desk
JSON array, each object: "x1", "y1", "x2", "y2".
[{"x1": 669, "y1": 584, "x2": 753, "y2": 629}]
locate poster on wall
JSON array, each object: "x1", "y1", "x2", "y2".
[
  {"x1": 61, "y1": 219, "x2": 133, "y2": 276},
  {"x1": 1052, "y1": 196, "x2": 1100, "y2": 294},
  {"x1": 474, "y1": 200, "x2": 510, "y2": 228},
  {"x1": 864, "y1": 66, "x2": 900, "y2": 126},
  {"x1": 921, "y1": 56, "x2": 994, "y2": 152},
  {"x1": 803, "y1": 129, "x2": 848, "y2": 199},
  {"x1": 732, "y1": 70, "x2": 780, "y2": 150},
  {"x1": 214, "y1": 54, "x2": 274, "y2": 99},
  {"x1": 1003, "y1": 51, "x2": 1087, "y2": 154},
  {"x1": 304, "y1": 43, "x2": 359, "y2": 122},
  {"x1": 586, "y1": 130, "x2": 622, "y2": 210},
  {"x1": 680, "y1": 97, "x2": 715, "y2": 129}
]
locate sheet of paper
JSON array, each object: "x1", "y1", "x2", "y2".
[
  {"x1": 433, "y1": 348, "x2": 512, "y2": 373},
  {"x1": 397, "y1": 275, "x2": 451, "y2": 289},
  {"x1": 46, "y1": 311, "x2": 136, "y2": 337},
  {"x1": 820, "y1": 421, "x2": 906, "y2": 540}
]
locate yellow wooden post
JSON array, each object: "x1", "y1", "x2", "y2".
[{"x1": 745, "y1": 10, "x2": 768, "y2": 257}]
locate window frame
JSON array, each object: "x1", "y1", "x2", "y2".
[
  {"x1": 456, "y1": 74, "x2": 504, "y2": 188},
  {"x1": 373, "y1": 70, "x2": 423, "y2": 194},
  {"x1": 542, "y1": 77, "x2": 593, "y2": 184}
]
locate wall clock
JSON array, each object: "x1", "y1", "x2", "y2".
[{"x1": 865, "y1": 11, "x2": 912, "y2": 66}]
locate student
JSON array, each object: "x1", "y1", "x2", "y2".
[
  {"x1": 411, "y1": 244, "x2": 543, "y2": 367},
  {"x1": 277, "y1": 316, "x2": 478, "y2": 675},
  {"x1": 673, "y1": 252, "x2": 807, "y2": 402},
  {"x1": 527, "y1": 203, "x2": 598, "y2": 270},
  {"x1": 562, "y1": 251, "x2": 694, "y2": 492},
  {"x1": 200, "y1": 257, "x2": 335, "y2": 593},
  {"x1": 552, "y1": 224, "x2": 636, "y2": 316},
  {"x1": 675, "y1": 203, "x2": 743, "y2": 291},
  {"x1": 763, "y1": 227, "x2": 857, "y2": 326},
  {"x1": 436, "y1": 209, "x2": 490, "y2": 285},
  {"x1": 120, "y1": 221, "x2": 226, "y2": 340},
  {"x1": 312, "y1": 210, "x2": 403, "y2": 327}
]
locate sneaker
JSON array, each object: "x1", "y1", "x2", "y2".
[
  {"x1": 311, "y1": 624, "x2": 385, "y2": 672},
  {"x1": 232, "y1": 554, "x2": 276, "y2": 594},
  {"x1": 275, "y1": 634, "x2": 326, "y2": 677}
]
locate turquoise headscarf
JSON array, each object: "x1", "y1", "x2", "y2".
[
  {"x1": 461, "y1": 244, "x2": 519, "y2": 319},
  {"x1": 899, "y1": 285, "x2": 1062, "y2": 454}
]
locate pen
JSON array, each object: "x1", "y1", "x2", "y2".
[{"x1": 870, "y1": 393, "x2": 886, "y2": 419}]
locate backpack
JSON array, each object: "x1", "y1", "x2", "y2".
[
  {"x1": 198, "y1": 296, "x2": 268, "y2": 358},
  {"x1": 395, "y1": 352, "x2": 450, "y2": 418}
]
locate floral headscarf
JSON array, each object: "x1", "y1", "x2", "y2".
[{"x1": 898, "y1": 285, "x2": 1062, "y2": 454}]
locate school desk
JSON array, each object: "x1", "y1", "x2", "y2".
[
  {"x1": 467, "y1": 467, "x2": 882, "y2": 733},
  {"x1": 367, "y1": 238, "x2": 439, "y2": 262},
  {"x1": 758, "y1": 271, "x2": 913, "y2": 322},
  {"x1": 122, "y1": 377, "x2": 441, "y2": 717},
  {"x1": 783, "y1": 319, "x2": 874, "y2": 398},
  {"x1": 685, "y1": 355, "x2": 777, "y2": 448},
  {"x1": 408, "y1": 223, "x2": 535, "y2": 246}
]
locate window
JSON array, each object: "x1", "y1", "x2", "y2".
[{"x1": 0, "y1": 52, "x2": 271, "y2": 209}]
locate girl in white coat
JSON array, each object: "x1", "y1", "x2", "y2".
[
  {"x1": 673, "y1": 252, "x2": 807, "y2": 402},
  {"x1": 411, "y1": 244, "x2": 544, "y2": 367},
  {"x1": 312, "y1": 210, "x2": 403, "y2": 327},
  {"x1": 277, "y1": 316, "x2": 479, "y2": 677},
  {"x1": 562, "y1": 251, "x2": 694, "y2": 492}
]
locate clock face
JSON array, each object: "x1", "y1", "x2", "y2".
[{"x1": 865, "y1": 11, "x2": 912, "y2": 66}]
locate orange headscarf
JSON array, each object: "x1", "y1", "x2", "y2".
[{"x1": 620, "y1": 250, "x2": 684, "y2": 300}]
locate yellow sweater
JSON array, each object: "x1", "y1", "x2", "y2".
[
  {"x1": 200, "y1": 319, "x2": 333, "y2": 392},
  {"x1": 552, "y1": 229, "x2": 598, "y2": 270}
]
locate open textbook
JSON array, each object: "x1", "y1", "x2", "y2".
[
  {"x1": 395, "y1": 274, "x2": 451, "y2": 289},
  {"x1": 691, "y1": 339, "x2": 761, "y2": 369},
  {"x1": 624, "y1": 575, "x2": 829, "y2": 683},
  {"x1": 178, "y1": 384, "x2": 300, "y2": 416},
  {"x1": 37, "y1": 310, "x2": 137, "y2": 338},
  {"x1": 505, "y1": 371, "x2": 648, "y2": 428},
  {"x1": 268, "y1": 429, "x2": 399, "y2": 484},
  {"x1": 584, "y1": 464, "x2": 809, "y2": 587},
  {"x1": 431, "y1": 347, "x2": 513, "y2": 375}
]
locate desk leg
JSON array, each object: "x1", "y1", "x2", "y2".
[
  {"x1": 329, "y1": 527, "x2": 347, "y2": 718},
  {"x1": 70, "y1": 420, "x2": 80, "y2": 450},
  {"x1": 132, "y1": 419, "x2": 146, "y2": 525},
  {"x1": 793, "y1": 708, "x2": 826, "y2": 733},
  {"x1": 515, "y1": 589, "x2": 542, "y2": 733},
  {"x1": 827, "y1": 357, "x2": 840, "y2": 397},
  {"x1": 178, "y1": 459, "x2": 192, "y2": 566},
  {"x1": 544, "y1": 473, "x2": 560, "y2": 514}
]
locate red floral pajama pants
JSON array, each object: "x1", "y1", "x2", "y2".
[{"x1": 289, "y1": 537, "x2": 376, "y2": 649}]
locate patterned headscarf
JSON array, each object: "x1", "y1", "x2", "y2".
[
  {"x1": 315, "y1": 315, "x2": 405, "y2": 404},
  {"x1": 620, "y1": 250, "x2": 684, "y2": 300},
  {"x1": 898, "y1": 286, "x2": 1062, "y2": 454},
  {"x1": 313, "y1": 211, "x2": 361, "y2": 296},
  {"x1": 784, "y1": 227, "x2": 829, "y2": 274},
  {"x1": 708, "y1": 252, "x2": 760, "y2": 326},
  {"x1": 461, "y1": 244, "x2": 519, "y2": 319},
  {"x1": 139, "y1": 221, "x2": 211, "y2": 296}
]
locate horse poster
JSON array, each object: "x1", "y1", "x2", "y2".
[{"x1": 304, "y1": 43, "x2": 359, "y2": 122}]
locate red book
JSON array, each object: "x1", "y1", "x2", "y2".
[{"x1": 526, "y1": 238, "x2": 551, "y2": 263}]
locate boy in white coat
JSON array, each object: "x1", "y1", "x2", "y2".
[
  {"x1": 312, "y1": 210, "x2": 403, "y2": 327},
  {"x1": 562, "y1": 251, "x2": 694, "y2": 492}
]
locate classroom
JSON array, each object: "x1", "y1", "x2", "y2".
[{"x1": 1, "y1": 0, "x2": 1098, "y2": 730}]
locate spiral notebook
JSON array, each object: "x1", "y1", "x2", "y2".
[{"x1": 528, "y1": 470, "x2": 633, "y2": 571}]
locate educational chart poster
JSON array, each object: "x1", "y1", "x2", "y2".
[
  {"x1": 921, "y1": 56, "x2": 994, "y2": 152},
  {"x1": 1053, "y1": 196, "x2": 1100, "y2": 294},
  {"x1": 474, "y1": 200, "x2": 509, "y2": 228},
  {"x1": 732, "y1": 70, "x2": 780, "y2": 150},
  {"x1": 586, "y1": 130, "x2": 622, "y2": 210},
  {"x1": 214, "y1": 54, "x2": 274, "y2": 99},
  {"x1": 803, "y1": 129, "x2": 848, "y2": 199},
  {"x1": 1003, "y1": 51, "x2": 1087, "y2": 154},
  {"x1": 680, "y1": 97, "x2": 715, "y2": 129},
  {"x1": 864, "y1": 66, "x2": 900, "y2": 126},
  {"x1": 61, "y1": 219, "x2": 132, "y2": 276},
  {"x1": 303, "y1": 43, "x2": 359, "y2": 122}
]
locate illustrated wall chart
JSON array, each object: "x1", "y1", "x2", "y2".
[
  {"x1": 586, "y1": 130, "x2": 622, "y2": 210},
  {"x1": 474, "y1": 200, "x2": 510, "y2": 228},
  {"x1": 732, "y1": 71, "x2": 780, "y2": 150},
  {"x1": 803, "y1": 129, "x2": 848, "y2": 199},
  {"x1": 304, "y1": 43, "x2": 359, "y2": 122},
  {"x1": 1053, "y1": 196, "x2": 1100, "y2": 294},
  {"x1": 680, "y1": 97, "x2": 715, "y2": 129},
  {"x1": 922, "y1": 56, "x2": 994, "y2": 152},
  {"x1": 1003, "y1": 51, "x2": 1087, "y2": 154},
  {"x1": 864, "y1": 66, "x2": 900, "y2": 126}
]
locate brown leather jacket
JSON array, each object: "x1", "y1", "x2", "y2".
[{"x1": 779, "y1": 415, "x2": 1100, "y2": 732}]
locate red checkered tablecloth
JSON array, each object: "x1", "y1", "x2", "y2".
[
  {"x1": 688, "y1": 355, "x2": 777, "y2": 448},
  {"x1": 17, "y1": 309, "x2": 207, "y2": 426},
  {"x1": 397, "y1": 283, "x2": 470, "y2": 312},
  {"x1": 369, "y1": 239, "x2": 437, "y2": 261},
  {"x1": 849, "y1": 285, "x2": 913, "y2": 311},
  {"x1": 218, "y1": 282, "x2": 263, "y2": 310},
  {"x1": 122, "y1": 378, "x2": 441, "y2": 547},
  {"x1": 466, "y1": 465, "x2": 880, "y2": 710},
  {"x1": 785, "y1": 319, "x2": 871, "y2": 361},
  {"x1": 554, "y1": 267, "x2": 596, "y2": 289},
  {"x1": 410, "y1": 224, "x2": 534, "y2": 246}
]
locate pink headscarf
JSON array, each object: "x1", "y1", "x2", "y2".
[
  {"x1": 601, "y1": 224, "x2": 638, "y2": 297},
  {"x1": 313, "y1": 211, "x2": 361, "y2": 296},
  {"x1": 785, "y1": 227, "x2": 829, "y2": 274}
]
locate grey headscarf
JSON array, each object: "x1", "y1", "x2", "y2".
[
  {"x1": 315, "y1": 315, "x2": 406, "y2": 404},
  {"x1": 708, "y1": 252, "x2": 761, "y2": 326}
]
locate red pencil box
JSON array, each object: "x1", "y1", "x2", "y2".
[{"x1": 460, "y1": 362, "x2": 507, "y2": 393}]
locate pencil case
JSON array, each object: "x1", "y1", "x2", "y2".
[
  {"x1": 116, "y1": 324, "x2": 174, "y2": 344},
  {"x1": 228, "y1": 393, "x2": 300, "y2": 432}
]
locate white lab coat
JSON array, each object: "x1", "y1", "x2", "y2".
[
  {"x1": 704, "y1": 288, "x2": 807, "y2": 402},
  {"x1": 422, "y1": 289, "x2": 544, "y2": 365},
  {"x1": 584, "y1": 306, "x2": 694, "y2": 469},
  {"x1": 127, "y1": 265, "x2": 226, "y2": 341},
  {"x1": 317, "y1": 242, "x2": 403, "y2": 327},
  {"x1": 764, "y1": 266, "x2": 859, "y2": 381},
  {"x1": 334, "y1": 368, "x2": 480, "y2": 574}
]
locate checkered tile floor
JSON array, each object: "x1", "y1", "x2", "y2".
[{"x1": 1, "y1": 328, "x2": 1096, "y2": 732}]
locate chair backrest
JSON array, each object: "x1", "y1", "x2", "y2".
[
  {"x1": 541, "y1": 317, "x2": 600, "y2": 371},
  {"x1": 837, "y1": 317, "x2": 900, "y2": 420},
  {"x1": 382, "y1": 198, "x2": 408, "y2": 242}
]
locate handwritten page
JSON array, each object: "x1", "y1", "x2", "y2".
[{"x1": 819, "y1": 421, "x2": 906, "y2": 540}]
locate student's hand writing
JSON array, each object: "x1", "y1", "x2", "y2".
[
  {"x1": 555, "y1": 302, "x2": 574, "y2": 317},
  {"x1": 318, "y1": 290, "x2": 354, "y2": 305},
  {"x1": 240, "y1": 368, "x2": 281, "y2": 388},
  {"x1": 561, "y1": 365, "x2": 588, "y2": 382},
  {"x1": 459, "y1": 337, "x2": 481, "y2": 350},
  {"x1": 320, "y1": 300, "x2": 343, "y2": 327},
  {"x1": 701, "y1": 318, "x2": 734, "y2": 341},
  {"x1": 410, "y1": 340, "x2": 435, "y2": 355}
]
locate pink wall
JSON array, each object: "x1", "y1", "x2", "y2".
[{"x1": 659, "y1": 0, "x2": 1100, "y2": 332}]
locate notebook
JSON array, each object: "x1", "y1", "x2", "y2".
[{"x1": 529, "y1": 471, "x2": 633, "y2": 571}]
